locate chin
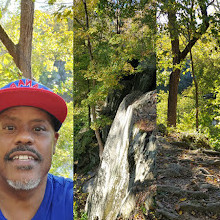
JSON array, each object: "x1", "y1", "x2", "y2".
[{"x1": 7, "y1": 178, "x2": 41, "y2": 191}]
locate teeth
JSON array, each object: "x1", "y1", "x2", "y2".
[{"x1": 13, "y1": 155, "x2": 34, "y2": 160}]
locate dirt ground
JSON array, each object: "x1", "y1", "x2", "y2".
[
  {"x1": 75, "y1": 132, "x2": 220, "y2": 220},
  {"x1": 144, "y1": 133, "x2": 220, "y2": 220}
]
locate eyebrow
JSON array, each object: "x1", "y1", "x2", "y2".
[
  {"x1": 0, "y1": 115, "x2": 19, "y2": 121},
  {"x1": 30, "y1": 119, "x2": 49, "y2": 124},
  {"x1": 0, "y1": 116, "x2": 49, "y2": 124}
]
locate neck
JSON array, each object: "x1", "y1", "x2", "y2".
[{"x1": 0, "y1": 176, "x2": 47, "y2": 220}]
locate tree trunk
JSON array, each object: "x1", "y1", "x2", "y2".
[
  {"x1": 18, "y1": 0, "x2": 34, "y2": 78},
  {"x1": 187, "y1": 3, "x2": 199, "y2": 131},
  {"x1": 166, "y1": 0, "x2": 210, "y2": 127},
  {"x1": 83, "y1": 0, "x2": 104, "y2": 159},
  {"x1": 189, "y1": 46, "x2": 199, "y2": 131},
  {"x1": 87, "y1": 80, "x2": 91, "y2": 127},
  {"x1": 167, "y1": 69, "x2": 181, "y2": 127},
  {"x1": 167, "y1": 9, "x2": 181, "y2": 127},
  {"x1": 0, "y1": 0, "x2": 34, "y2": 79},
  {"x1": 91, "y1": 105, "x2": 104, "y2": 158},
  {"x1": 116, "y1": 0, "x2": 120, "y2": 34}
]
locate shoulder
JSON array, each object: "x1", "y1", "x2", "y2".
[
  {"x1": 47, "y1": 173, "x2": 73, "y2": 194},
  {"x1": 33, "y1": 174, "x2": 73, "y2": 220},
  {"x1": 47, "y1": 174, "x2": 73, "y2": 219},
  {"x1": 48, "y1": 173, "x2": 73, "y2": 186},
  {"x1": 47, "y1": 173, "x2": 73, "y2": 203}
]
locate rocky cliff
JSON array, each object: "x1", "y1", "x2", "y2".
[
  {"x1": 81, "y1": 87, "x2": 220, "y2": 220},
  {"x1": 85, "y1": 90, "x2": 157, "y2": 219},
  {"x1": 75, "y1": 60, "x2": 156, "y2": 173}
]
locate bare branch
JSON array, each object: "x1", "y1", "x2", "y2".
[
  {"x1": 74, "y1": 17, "x2": 85, "y2": 29},
  {"x1": 0, "y1": 24, "x2": 17, "y2": 59},
  {"x1": 180, "y1": 1, "x2": 210, "y2": 61}
]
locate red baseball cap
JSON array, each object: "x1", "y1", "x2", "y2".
[{"x1": 0, "y1": 79, "x2": 67, "y2": 131}]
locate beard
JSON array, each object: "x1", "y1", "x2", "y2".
[
  {"x1": 7, "y1": 178, "x2": 41, "y2": 190},
  {"x1": 4, "y1": 144, "x2": 44, "y2": 190}
]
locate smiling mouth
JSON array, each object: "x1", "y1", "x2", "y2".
[
  {"x1": 7, "y1": 151, "x2": 39, "y2": 162},
  {"x1": 8, "y1": 153, "x2": 38, "y2": 170},
  {"x1": 12, "y1": 155, "x2": 35, "y2": 161},
  {"x1": 4, "y1": 145, "x2": 43, "y2": 162}
]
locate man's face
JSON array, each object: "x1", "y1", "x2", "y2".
[{"x1": 0, "y1": 106, "x2": 58, "y2": 190}]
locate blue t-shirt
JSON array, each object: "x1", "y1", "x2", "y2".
[{"x1": 0, "y1": 174, "x2": 73, "y2": 220}]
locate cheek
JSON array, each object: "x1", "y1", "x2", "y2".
[
  {"x1": 0, "y1": 135, "x2": 13, "y2": 156},
  {"x1": 36, "y1": 136, "x2": 55, "y2": 157}
]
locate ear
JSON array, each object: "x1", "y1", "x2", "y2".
[{"x1": 53, "y1": 132, "x2": 59, "y2": 155}]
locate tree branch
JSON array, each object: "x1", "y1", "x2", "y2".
[
  {"x1": 180, "y1": 0, "x2": 210, "y2": 61},
  {"x1": 179, "y1": 36, "x2": 199, "y2": 60},
  {"x1": 0, "y1": 25, "x2": 17, "y2": 59},
  {"x1": 82, "y1": 0, "x2": 104, "y2": 158},
  {"x1": 83, "y1": 0, "x2": 89, "y2": 29},
  {"x1": 74, "y1": 17, "x2": 85, "y2": 29}
]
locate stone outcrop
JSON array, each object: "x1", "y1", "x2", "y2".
[
  {"x1": 101, "y1": 60, "x2": 156, "y2": 142},
  {"x1": 85, "y1": 90, "x2": 157, "y2": 219}
]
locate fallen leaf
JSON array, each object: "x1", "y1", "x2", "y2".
[
  {"x1": 212, "y1": 214, "x2": 218, "y2": 219},
  {"x1": 179, "y1": 198, "x2": 187, "y2": 202},
  {"x1": 175, "y1": 204, "x2": 180, "y2": 210},
  {"x1": 157, "y1": 175, "x2": 165, "y2": 179}
]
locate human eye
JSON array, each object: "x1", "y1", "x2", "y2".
[
  {"x1": 3, "y1": 125, "x2": 16, "y2": 131},
  {"x1": 1, "y1": 124, "x2": 16, "y2": 133},
  {"x1": 33, "y1": 126, "x2": 46, "y2": 132}
]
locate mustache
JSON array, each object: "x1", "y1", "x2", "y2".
[{"x1": 4, "y1": 145, "x2": 43, "y2": 161}]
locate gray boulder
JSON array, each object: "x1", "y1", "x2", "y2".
[{"x1": 85, "y1": 90, "x2": 157, "y2": 219}]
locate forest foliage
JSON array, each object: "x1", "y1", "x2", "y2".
[
  {"x1": 157, "y1": 17, "x2": 220, "y2": 149},
  {"x1": 156, "y1": 0, "x2": 220, "y2": 127},
  {"x1": 74, "y1": 0, "x2": 156, "y2": 165},
  {"x1": 74, "y1": 0, "x2": 220, "y2": 173}
]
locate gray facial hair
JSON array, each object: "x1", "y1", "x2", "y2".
[{"x1": 7, "y1": 178, "x2": 41, "y2": 191}]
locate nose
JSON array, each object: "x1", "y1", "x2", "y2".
[{"x1": 14, "y1": 128, "x2": 34, "y2": 145}]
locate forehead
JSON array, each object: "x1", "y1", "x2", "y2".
[{"x1": 0, "y1": 106, "x2": 51, "y2": 122}]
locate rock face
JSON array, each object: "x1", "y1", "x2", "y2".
[
  {"x1": 103, "y1": 59, "x2": 156, "y2": 119},
  {"x1": 75, "y1": 60, "x2": 156, "y2": 173},
  {"x1": 101, "y1": 60, "x2": 156, "y2": 142},
  {"x1": 85, "y1": 90, "x2": 157, "y2": 220}
]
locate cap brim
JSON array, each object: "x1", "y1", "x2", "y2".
[{"x1": 0, "y1": 88, "x2": 67, "y2": 124}]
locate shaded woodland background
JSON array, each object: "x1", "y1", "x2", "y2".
[
  {"x1": 73, "y1": 0, "x2": 220, "y2": 219},
  {"x1": 74, "y1": 0, "x2": 156, "y2": 172},
  {"x1": 74, "y1": 0, "x2": 220, "y2": 173}
]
